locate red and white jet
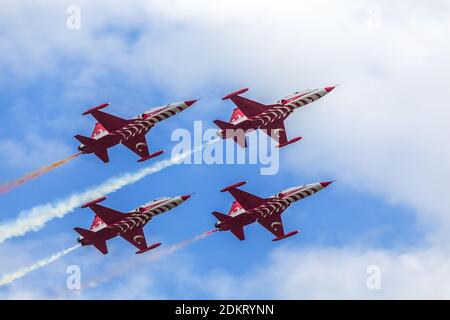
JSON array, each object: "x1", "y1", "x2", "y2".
[
  {"x1": 212, "y1": 180, "x2": 334, "y2": 241},
  {"x1": 214, "y1": 86, "x2": 336, "y2": 148},
  {"x1": 74, "y1": 194, "x2": 191, "y2": 254},
  {"x1": 75, "y1": 100, "x2": 197, "y2": 163}
]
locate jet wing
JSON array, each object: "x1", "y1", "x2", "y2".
[
  {"x1": 257, "y1": 212, "x2": 286, "y2": 238},
  {"x1": 262, "y1": 120, "x2": 288, "y2": 145},
  {"x1": 229, "y1": 96, "x2": 267, "y2": 118},
  {"x1": 89, "y1": 110, "x2": 130, "y2": 132},
  {"x1": 120, "y1": 227, "x2": 148, "y2": 251},
  {"x1": 227, "y1": 188, "x2": 267, "y2": 210},
  {"x1": 121, "y1": 134, "x2": 150, "y2": 159},
  {"x1": 88, "y1": 204, "x2": 124, "y2": 225}
]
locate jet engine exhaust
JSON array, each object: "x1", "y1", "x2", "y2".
[{"x1": 0, "y1": 152, "x2": 82, "y2": 194}]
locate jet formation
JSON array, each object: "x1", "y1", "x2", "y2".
[{"x1": 72, "y1": 86, "x2": 336, "y2": 254}]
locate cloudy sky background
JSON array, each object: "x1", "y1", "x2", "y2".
[{"x1": 0, "y1": 0, "x2": 449, "y2": 299}]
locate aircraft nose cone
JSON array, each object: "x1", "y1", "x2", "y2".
[
  {"x1": 324, "y1": 86, "x2": 336, "y2": 93},
  {"x1": 320, "y1": 180, "x2": 335, "y2": 188},
  {"x1": 180, "y1": 194, "x2": 191, "y2": 201},
  {"x1": 184, "y1": 99, "x2": 198, "y2": 107}
]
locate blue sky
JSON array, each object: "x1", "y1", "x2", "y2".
[{"x1": 0, "y1": 0, "x2": 449, "y2": 299}]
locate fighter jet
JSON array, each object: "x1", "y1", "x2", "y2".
[
  {"x1": 212, "y1": 180, "x2": 334, "y2": 241},
  {"x1": 75, "y1": 100, "x2": 197, "y2": 163},
  {"x1": 213, "y1": 86, "x2": 336, "y2": 148},
  {"x1": 74, "y1": 194, "x2": 191, "y2": 254}
]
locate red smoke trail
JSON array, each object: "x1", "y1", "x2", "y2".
[
  {"x1": 76, "y1": 229, "x2": 219, "y2": 293},
  {"x1": 0, "y1": 152, "x2": 82, "y2": 194}
]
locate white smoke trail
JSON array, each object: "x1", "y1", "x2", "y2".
[
  {"x1": 0, "y1": 244, "x2": 80, "y2": 286},
  {"x1": 0, "y1": 142, "x2": 212, "y2": 245}
]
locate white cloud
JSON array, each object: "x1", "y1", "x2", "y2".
[{"x1": 160, "y1": 244, "x2": 450, "y2": 299}]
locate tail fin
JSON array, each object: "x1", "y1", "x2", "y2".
[
  {"x1": 213, "y1": 120, "x2": 247, "y2": 148},
  {"x1": 74, "y1": 134, "x2": 95, "y2": 146},
  {"x1": 229, "y1": 108, "x2": 245, "y2": 123},
  {"x1": 74, "y1": 227, "x2": 95, "y2": 238},
  {"x1": 90, "y1": 215, "x2": 106, "y2": 230},
  {"x1": 91, "y1": 122, "x2": 108, "y2": 138},
  {"x1": 212, "y1": 211, "x2": 231, "y2": 222},
  {"x1": 228, "y1": 201, "x2": 243, "y2": 215},
  {"x1": 213, "y1": 119, "x2": 235, "y2": 131}
]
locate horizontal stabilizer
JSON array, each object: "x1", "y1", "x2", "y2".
[
  {"x1": 230, "y1": 226, "x2": 245, "y2": 241},
  {"x1": 212, "y1": 211, "x2": 231, "y2": 222},
  {"x1": 233, "y1": 134, "x2": 247, "y2": 148},
  {"x1": 95, "y1": 149, "x2": 109, "y2": 163},
  {"x1": 93, "y1": 240, "x2": 108, "y2": 255},
  {"x1": 213, "y1": 119, "x2": 235, "y2": 131},
  {"x1": 74, "y1": 134, "x2": 95, "y2": 146},
  {"x1": 74, "y1": 227, "x2": 94, "y2": 238}
]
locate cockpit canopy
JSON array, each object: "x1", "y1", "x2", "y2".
[
  {"x1": 135, "y1": 106, "x2": 168, "y2": 119},
  {"x1": 152, "y1": 197, "x2": 170, "y2": 202},
  {"x1": 135, "y1": 197, "x2": 170, "y2": 212},
  {"x1": 277, "y1": 89, "x2": 312, "y2": 104},
  {"x1": 275, "y1": 185, "x2": 306, "y2": 198}
]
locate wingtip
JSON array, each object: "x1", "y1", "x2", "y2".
[
  {"x1": 80, "y1": 196, "x2": 107, "y2": 208},
  {"x1": 222, "y1": 88, "x2": 249, "y2": 100},
  {"x1": 82, "y1": 102, "x2": 110, "y2": 115},
  {"x1": 220, "y1": 181, "x2": 247, "y2": 192}
]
